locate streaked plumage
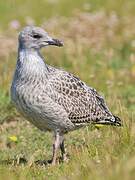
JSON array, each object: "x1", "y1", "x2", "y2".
[{"x1": 11, "y1": 26, "x2": 121, "y2": 165}]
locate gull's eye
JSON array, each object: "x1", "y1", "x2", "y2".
[{"x1": 33, "y1": 34, "x2": 42, "y2": 39}]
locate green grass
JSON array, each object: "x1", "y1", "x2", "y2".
[
  {"x1": 0, "y1": 0, "x2": 135, "y2": 179},
  {"x1": 0, "y1": 0, "x2": 135, "y2": 29}
]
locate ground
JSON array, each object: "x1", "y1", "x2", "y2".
[{"x1": 0, "y1": 0, "x2": 135, "y2": 179}]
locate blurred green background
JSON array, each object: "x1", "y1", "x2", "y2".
[
  {"x1": 1, "y1": 0, "x2": 135, "y2": 27},
  {"x1": 0, "y1": 0, "x2": 135, "y2": 179}
]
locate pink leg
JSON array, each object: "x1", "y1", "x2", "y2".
[
  {"x1": 51, "y1": 132, "x2": 60, "y2": 165},
  {"x1": 60, "y1": 135, "x2": 68, "y2": 162}
]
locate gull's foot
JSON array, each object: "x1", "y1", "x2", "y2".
[
  {"x1": 63, "y1": 155, "x2": 69, "y2": 163},
  {"x1": 60, "y1": 153, "x2": 70, "y2": 163},
  {"x1": 34, "y1": 160, "x2": 48, "y2": 166}
]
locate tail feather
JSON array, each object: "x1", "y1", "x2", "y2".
[
  {"x1": 95, "y1": 115, "x2": 122, "y2": 127},
  {"x1": 113, "y1": 115, "x2": 122, "y2": 126}
]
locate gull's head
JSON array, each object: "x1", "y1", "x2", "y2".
[{"x1": 19, "y1": 26, "x2": 64, "y2": 50}]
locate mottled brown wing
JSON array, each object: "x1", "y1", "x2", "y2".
[{"x1": 48, "y1": 70, "x2": 113, "y2": 125}]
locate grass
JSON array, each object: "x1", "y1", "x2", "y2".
[{"x1": 0, "y1": 0, "x2": 135, "y2": 179}]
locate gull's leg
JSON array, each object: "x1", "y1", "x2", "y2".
[
  {"x1": 60, "y1": 135, "x2": 68, "y2": 162},
  {"x1": 51, "y1": 131, "x2": 60, "y2": 165}
]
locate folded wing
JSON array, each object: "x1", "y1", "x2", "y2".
[{"x1": 47, "y1": 69, "x2": 121, "y2": 127}]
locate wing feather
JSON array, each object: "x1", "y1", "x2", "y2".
[{"x1": 47, "y1": 69, "x2": 114, "y2": 125}]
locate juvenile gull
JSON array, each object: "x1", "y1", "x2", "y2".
[{"x1": 11, "y1": 26, "x2": 121, "y2": 165}]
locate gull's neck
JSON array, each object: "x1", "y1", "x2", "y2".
[{"x1": 17, "y1": 47, "x2": 49, "y2": 76}]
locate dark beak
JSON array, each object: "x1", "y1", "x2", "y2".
[{"x1": 47, "y1": 38, "x2": 64, "y2": 47}]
